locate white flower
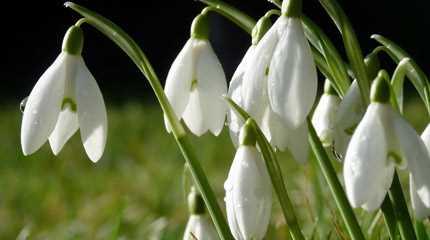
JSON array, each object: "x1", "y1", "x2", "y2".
[
  {"x1": 410, "y1": 124, "x2": 430, "y2": 219},
  {"x1": 333, "y1": 81, "x2": 365, "y2": 159},
  {"x1": 164, "y1": 38, "x2": 227, "y2": 136},
  {"x1": 312, "y1": 84, "x2": 340, "y2": 147},
  {"x1": 225, "y1": 139, "x2": 272, "y2": 239},
  {"x1": 344, "y1": 102, "x2": 430, "y2": 211},
  {"x1": 228, "y1": 46, "x2": 256, "y2": 146},
  {"x1": 183, "y1": 215, "x2": 218, "y2": 240},
  {"x1": 21, "y1": 26, "x2": 107, "y2": 162}
]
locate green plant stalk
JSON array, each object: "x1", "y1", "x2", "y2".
[
  {"x1": 307, "y1": 118, "x2": 365, "y2": 240},
  {"x1": 415, "y1": 220, "x2": 429, "y2": 240},
  {"x1": 318, "y1": 0, "x2": 370, "y2": 105},
  {"x1": 380, "y1": 195, "x2": 398, "y2": 239},
  {"x1": 389, "y1": 173, "x2": 418, "y2": 240},
  {"x1": 64, "y1": 2, "x2": 233, "y2": 239},
  {"x1": 197, "y1": 0, "x2": 256, "y2": 34},
  {"x1": 225, "y1": 97, "x2": 305, "y2": 240}
]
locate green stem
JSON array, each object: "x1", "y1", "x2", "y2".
[
  {"x1": 318, "y1": 0, "x2": 370, "y2": 105},
  {"x1": 380, "y1": 196, "x2": 399, "y2": 239},
  {"x1": 389, "y1": 172, "x2": 418, "y2": 240},
  {"x1": 64, "y1": 2, "x2": 233, "y2": 239},
  {"x1": 307, "y1": 118, "x2": 365, "y2": 240},
  {"x1": 196, "y1": 0, "x2": 256, "y2": 34},
  {"x1": 415, "y1": 220, "x2": 429, "y2": 240},
  {"x1": 225, "y1": 97, "x2": 305, "y2": 240}
]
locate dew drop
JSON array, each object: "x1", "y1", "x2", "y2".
[{"x1": 20, "y1": 97, "x2": 29, "y2": 113}]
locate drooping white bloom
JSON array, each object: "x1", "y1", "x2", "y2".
[
  {"x1": 312, "y1": 84, "x2": 341, "y2": 147},
  {"x1": 225, "y1": 125, "x2": 272, "y2": 239},
  {"x1": 227, "y1": 46, "x2": 256, "y2": 146},
  {"x1": 183, "y1": 215, "x2": 218, "y2": 240},
  {"x1": 21, "y1": 26, "x2": 107, "y2": 162},
  {"x1": 333, "y1": 81, "x2": 365, "y2": 159},
  {"x1": 410, "y1": 124, "x2": 430, "y2": 219},
  {"x1": 344, "y1": 102, "x2": 430, "y2": 211},
  {"x1": 164, "y1": 38, "x2": 227, "y2": 136}
]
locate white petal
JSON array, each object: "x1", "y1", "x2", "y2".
[
  {"x1": 225, "y1": 146, "x2": 272, "y2": 239},
  {"x1": 265, "y1": 109, "x2": 309, "y2": 163},
  {"x1": 268, "y1": 18, "x2": 317, "y2": 128},
  {"x1": 421, "y1": 123, "x2": 430, "y2": 149},
  {"x1": 21, "y1": 53, "x2": 69, "y2": 155},
  {"x1": 75, "y1": 57, "x2": 107, "y2": 162},
  {"x1": 333, "y1": 81, "x2": 365, "y2": 160},
  {"x1": 182, "y1": 40, "x2": 227, "y2": 136},
  {"x1": 343, "y1": 104, "x2": 394, "y2": 210},
  {"x1": 312, "y1": 94, "x2": 340, "y2": 147},
  {"x1": 228, "y1": 46, "x2": 256, "y2": 146},
  {"x1": 242, "y1": 18, "x2": 284, "y2": 123},
  {"x1": 164, "y1": 39, "x2": 194, "y2": 132},
  {"x1": 183, "y1": 215, "x2": 218, "y2": 240},
  {"x1": 48, "y1": 107, "x2": 79, "y2": 155},
  {"x1": 410, "y1": 174, "x2": 430, "y2": 219}
]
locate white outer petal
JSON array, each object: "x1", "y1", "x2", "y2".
[
  {"x1": 183, "y1": 40, "x2": 227, "y2": 136},
  {"x1": 183, "y1": 215, "x2": 218, "y2": 240},
  {"x1": 164, "y1": 39, "x2": 194, "y2": 132},
  {"x1": 75, "y1": 57, "x2": 107, "y2": 162},
  {"x1": 48, "y1": 108, "x2": 79, "y2": 155},
  {"x1": 228, "y1": 46, "x2": 256, "y2": 146},
  {"x1": 344, "y1": 104, "x2": 394, "y2": 211},
  {"x1": 410, "y1": 174, "x2": 430, "y2": 219},
  {"x1": 312, "y1": 94, "x2": 340, "y2": 147},
  {"x1": 333, "y1": 81, "x2": 365, "y2": 160},
  {"x1": 21, "y1": 53, "x2": 68, "y2": 155},
  {"x1": 268, "y1": 18, "x2": 317, "y2": 128},
  {"x1": 242, "y1": 18, "x2": 284, "y2": 123},
  {"x1": 225, "y1": 146, "x2": 272, "y2": 240}
]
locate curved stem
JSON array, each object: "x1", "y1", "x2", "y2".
[
  {"x1": 75, "y1": 18, "x2": 87, "y2": 27},
  {"x1": 196, "y1": 0, "x2": 256, "y2": 34},
  {"x1": 318, "y1": 0, "x2": 370, "y2": 105},
  {"x1": 264, "y1": 9, "x2": 281, "y2": 18},
  {"x1": 225, "y1": 97, "x2": 306, "y2": 240},
  {"x1": 307, "y1": 118, "x2": 365, "y2": 240},
  {"x1": 64, "y1": 2, "x2": 233, "y2": 239}
]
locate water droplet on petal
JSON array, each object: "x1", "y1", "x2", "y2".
[{"x1": 20, "y1": 97, "x2": 28, "y2": 113}]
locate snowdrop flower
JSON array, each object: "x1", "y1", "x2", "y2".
[
  {"x1": 183, "y1": 188, "x2": 218, "y2": 240},
  {"x1": 241, "y1": 0, "x2": 317, "y2": 130},
  {"x1": 332, "y1": 81, "x2": 365, "y2": 160},
  {"x1": 344, "y1": 73, "x2": 430, "y2": 211},
  {"x1": 312, "y1": 80, "x2": 340, "y2": 147},
  {"x1": 164, "y1": 13, "x2": 227, "y2": 136},
  {"x1": 21, "y1": 25, "x2": 107, "y2": 162},
  {"x1": 225, "y1": 121, "x2": 272, "y2": 240},
  {"x1": 410, "y1": 124, "x2": 430, "y2": 219}
]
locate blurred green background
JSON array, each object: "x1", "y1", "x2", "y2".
[{"x1": 0, "y1": 95, "x2": 427, "y2": 239}]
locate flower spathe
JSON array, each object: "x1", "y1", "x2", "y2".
[
  {"x1": 225, "y1": 125, "x2": 272, "y2": 240},
  {"x1": 164, "y1": 38, "x2": 227, "y2": 136},
  {"x1": 344, "y1": 79, "x2": 430, "y2": 211},
  {"x1": 21, "y1": 26, "x2": 107, "y2": 162}
]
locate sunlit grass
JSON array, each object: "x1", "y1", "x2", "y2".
[{"x1": 0, "y1": 98, "x2": 428, "y2": 239}]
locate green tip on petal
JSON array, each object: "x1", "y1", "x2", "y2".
[
  {"x1": 282, "y1": 0, "x2": 302, "y2": 18},
  {"x1": 370, "y1": 71, "x2": 391, "y2": 103},
  {"x1": 188, "y1": 187, "x2": 206, "y2": 215},
  {"x1": 252, "y1": 16, "x2": 272, "y2": 45},
  {"x1": 191, "y1": 13, "x2": 210, "y2": 40},
  {"x1": 324, "y1": 80, "x2": 337, "y2": 95},
  {"x1": 62, "y1": 25, "x2": 84, "y2": 55},
  {"x1": 239, "y1": 119, "x2": 257, "y2": 146}
]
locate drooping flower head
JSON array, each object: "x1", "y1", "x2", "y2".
[
  {"x1": 344, "y1": 72, "x2": 430, "y2": 211},
  {"x1": 183, "y1": 187, "x2": 218, "y2": 240},
  {"x1": 164, "y1": 12, "x2": 227, "y2": 136},
  {"x1": 21, "y1": 25, "x2": 107, "y2": 162},
  {"x1": 225, "y1": 120, "x2": 272, "y2": 239}
]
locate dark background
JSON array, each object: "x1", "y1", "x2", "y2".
[{"x1": 4, "y1": 0, "x2": 429, "y2": 105}]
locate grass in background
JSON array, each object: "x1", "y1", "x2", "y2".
[{"x1": 0, "y1": 98, "x2": 428, "y2": 239}]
